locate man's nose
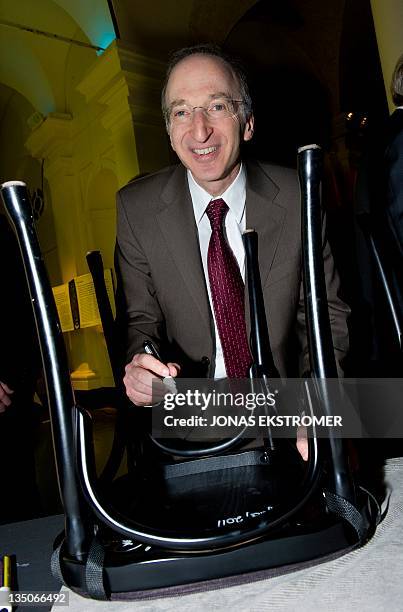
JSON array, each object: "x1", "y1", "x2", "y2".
[{"x1": 190, "y1": 108, "x2": 213, "y2": 141}]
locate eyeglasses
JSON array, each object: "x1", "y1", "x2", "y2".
[{"x1": 167, "y1": 98, "x2": 243, "y2": 126}]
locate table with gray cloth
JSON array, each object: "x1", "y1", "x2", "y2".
[{"x1": 58, "y1": 457, "x2": 403, "y2": 612}]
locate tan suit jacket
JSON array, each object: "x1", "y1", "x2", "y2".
[{"x1": 115, "y1": 160, "x2": 349, "y2": 377}]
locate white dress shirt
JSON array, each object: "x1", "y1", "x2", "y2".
[{"x1": 187, "y1": 164, "x2": 247, "y2": 379}]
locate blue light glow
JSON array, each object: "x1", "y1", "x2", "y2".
[{"x1": 96, "y1": 32, "x2": 116, "y2": 55}]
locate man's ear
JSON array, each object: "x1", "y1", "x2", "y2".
[{"x1": 243, "y1": 114, "x2": 255, "y2": 142}]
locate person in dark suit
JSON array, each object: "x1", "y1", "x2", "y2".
[
  {"x1": 353, "y1": 54, "x2": 403, "y2": 375},
  {"x1": 351, "y1": 55, "x2": 403, "y2": 463},
  {"x1": 385, "y1": 54, "x2": 403, "y2": 258},
  {"x1": 115, "y1": 45, "x2": 349, "y2": 413}
]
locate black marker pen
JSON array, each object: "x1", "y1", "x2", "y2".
[
  {"x1": 143, "y1": 341, "x2": 177, "y2": 392},
  {"x1": 143, "y1": 340, "x2": 162, "y2": 362}
]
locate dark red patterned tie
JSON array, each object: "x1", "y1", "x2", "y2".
[{"x1": 206, "y1": 198, "x2": 252, "y2": 378}]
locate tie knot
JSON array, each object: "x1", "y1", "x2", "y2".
[{"x1": 206, "y1": 198, "x2": 228, "y2": 231}]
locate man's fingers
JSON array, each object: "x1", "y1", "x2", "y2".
[
  {"x1": 0, "y1": 381, "x2": 13, "y2": 394},
  {"x1": 123, "y1": 368, "x2": 152, "y2": 397},
  {"x1": 131, "y1": 353, "x2": 170, "y2": 378},
  {"x1": 167, "y1": 362, "x2": 181, "y2": 377},
  {"x1": 123, "y1": 354, "x2": 183, "y2": 406},
  {"x1": 124, "y1": 368, "x2": 154, "y2": 405},
  {"x1": 124, "y1": 363, "x2": 157, "y2": 397},
  {"x1": 296, "y1": 425, "x2": 309, "y2": 461},
  {"x1": 124, "y1": 353, "x2": 174, "y2": 406},
  {"x1": 297, "y1": 437, "x2": 309, "y2": 461},
  {"x1": 0, "y1": 383, "x2": 13, "y2": 407},
  {"x1": 126, "y1": 387, "x2": 153, "y2": 406}
]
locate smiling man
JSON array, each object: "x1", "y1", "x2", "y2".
[
  {"x1": 163, "y1": 52, "x2": 254, "y2": 196},
  {"x1": 116, "y1": 44, "x2": 349, "y2": 414}
]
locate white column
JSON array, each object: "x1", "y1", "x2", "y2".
[
  {"x1": 26, "y1": 114, "x2": 101, "y2": 389},
  {"x1": 77, "y1": 40, "x2": 171, "y2": 188}
]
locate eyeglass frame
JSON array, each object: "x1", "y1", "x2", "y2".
[{"x1": 164, "y1": 97, "x2": 245, "y2": 128}]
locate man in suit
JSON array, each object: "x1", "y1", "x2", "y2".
[{"x1": 116, "y1": 44, "x2": 349, "y2": 413}]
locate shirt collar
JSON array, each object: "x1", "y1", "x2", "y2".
[{"x1": 187, "y1": 163, "x2": 246, "y2": 225}]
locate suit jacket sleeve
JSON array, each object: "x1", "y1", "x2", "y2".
[
  {"x1": 115, "y1": 191, "x2": 166, "y2": 364},
  {"x1": 295, "y1": 213, "x2": 350, "y2": 377}
]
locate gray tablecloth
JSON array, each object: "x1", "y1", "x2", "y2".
[{"x1": 60, "y1": 457, "x2": 403, "y2": 611}]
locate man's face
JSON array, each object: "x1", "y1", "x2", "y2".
[{"x1": 165, "y1": 54, "x2": 254, "y2": 196}]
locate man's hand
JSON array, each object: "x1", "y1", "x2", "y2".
[
  {"x1": 123, "y1": 353, "x2": 180, "y2": 406},
  {"x1": 0, "y1": 380, "x2": 14, "y2": 413}
]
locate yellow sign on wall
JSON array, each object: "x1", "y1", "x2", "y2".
[{"x1": 52, "y1": 269, "x2": 115, "y2": 332}]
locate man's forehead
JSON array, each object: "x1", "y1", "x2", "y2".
[{"x1": 166, "y1": 54, "x2": 238, "y2": 101}]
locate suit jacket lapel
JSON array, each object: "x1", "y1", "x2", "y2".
[
  {"x1": 157, "y1": 165, "x2": 212, "y2": 333},
  {"x1": 155, "y1": 161, "x2": 287, "y2": 356},
  {"x1": 245, "y1": 160, "x2": 286, "y2": 286}
]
